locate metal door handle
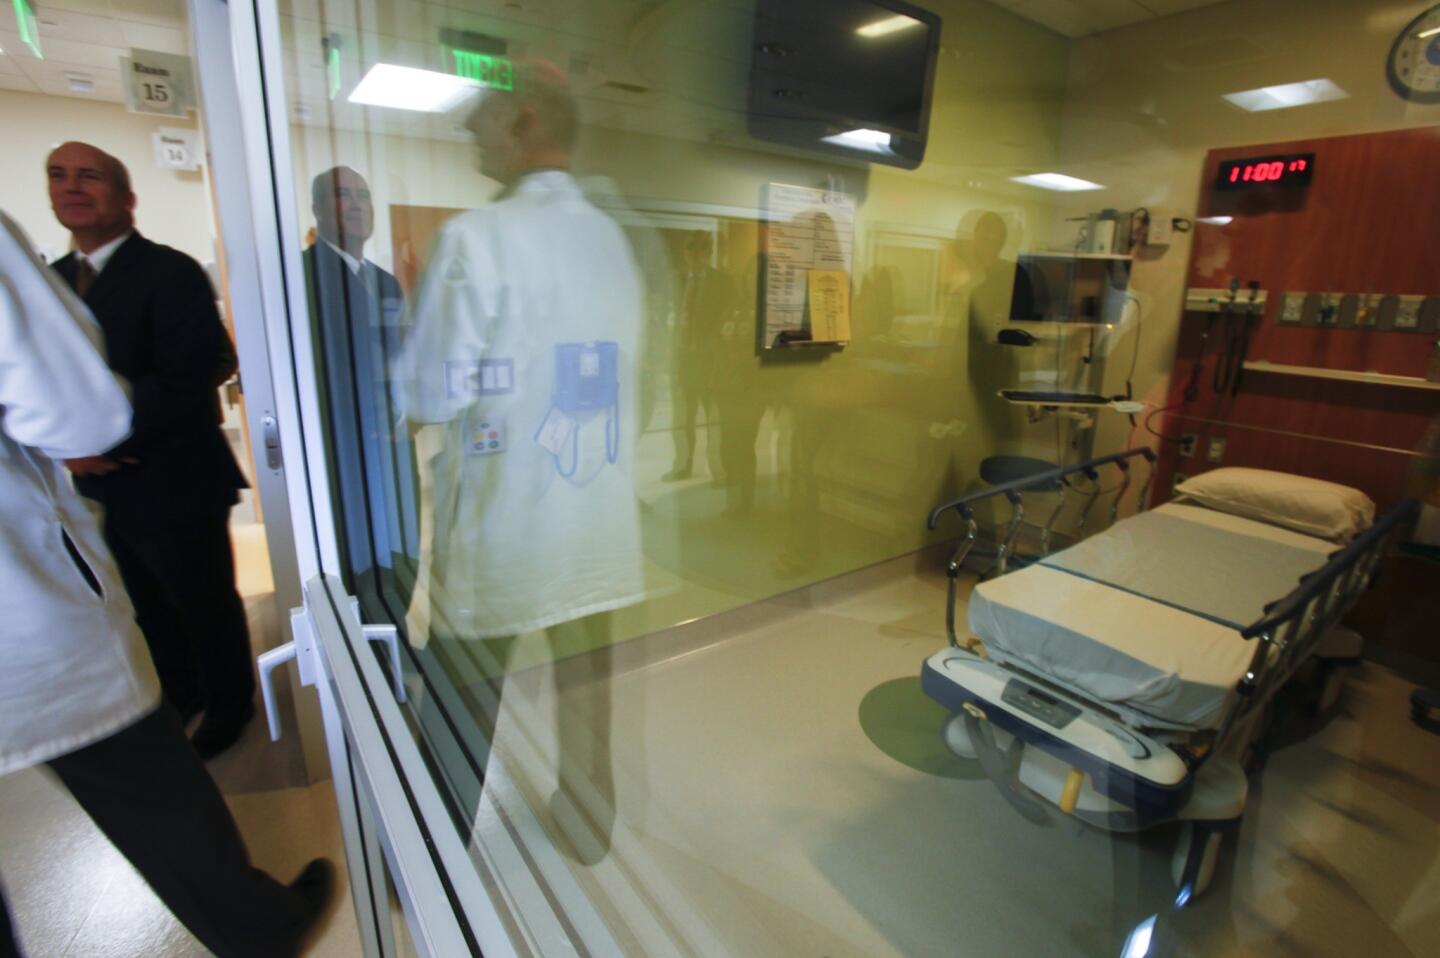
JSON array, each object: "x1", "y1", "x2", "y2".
[
  {"x1": 362, "y1": 624, "x2": 407, "y2": 704},
  {"x1": 348, "y1": 597, "x2": 406, "y2": 703},
  {"x1": 257, "y1": 607, "x2": 321, "y2": 742},
  {"x1": 257, "y1": 641, "x2": 297, "y2": 741}
]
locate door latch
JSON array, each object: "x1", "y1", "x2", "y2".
[{"x1": 262, "y1": 413, "x2": 281, "y2": 469}]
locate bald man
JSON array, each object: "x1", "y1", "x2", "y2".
[
  {"x1": 302, "y1": 166, "x2": 418, "y2": 601},
  {"x1": 46, "y1": 141, "x2": 254, "y2": 760}
]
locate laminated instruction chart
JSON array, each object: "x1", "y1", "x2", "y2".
[{"x1": 761, "y1": 183, "x2": 855, "y2": 348}]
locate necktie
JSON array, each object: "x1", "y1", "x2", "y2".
[{"x1": 73, "y1": 257, "x2": 97, "y2": 298}]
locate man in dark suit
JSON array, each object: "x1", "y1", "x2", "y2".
[
  {"x1": 303, "y1": 166, "x2": 419, "y2": 613},
  {"x1": 47, "y1": 141, "x2": 254, "y2": 759},
  {"x1": 663, "y1": 230, "x2": 735, "y2": 483}
]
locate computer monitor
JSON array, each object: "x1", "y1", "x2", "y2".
[{"x1": 1010, "y1": 254, "x2": 1132, "y2": 325}]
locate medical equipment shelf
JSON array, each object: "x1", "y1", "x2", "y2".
[
  {"x1": 1002, "y1": 320, "x2": 1116, "y2": 331},
  {"x1": 1242, "y1": 360, "x2": 1440, "y2": 391},
  {"x1": 998, "y1": 390, "x2": 1139, "y2": 412}
]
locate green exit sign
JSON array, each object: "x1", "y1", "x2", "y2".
[
  {"x1": 15, "y1": 0, "x2": 43, "y2": 58},
  {"x1": 452, "y1": 50, "x2": 513, "y2": 90}
]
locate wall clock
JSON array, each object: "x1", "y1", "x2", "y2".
[{"x1": 1388, "y1": 4, "x2": 1440, "y2": 103}]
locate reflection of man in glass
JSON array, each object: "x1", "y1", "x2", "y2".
[
  {"x1": 397, "y1": 60, "x2": 643, "y2": 863},
  {"x1": 953, "y1": 211, "x2": 1023, "y2": 449},
  {"x1": 304, "y1": 167, "x2": 418, "y2": 603},
  {"x1": 664, "y1": 230, "x2": 733, "y2": 482}
]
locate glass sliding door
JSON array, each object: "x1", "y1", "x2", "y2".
[{"x1": 228, "y1": 0, "x2": 1440, "y2": 955}]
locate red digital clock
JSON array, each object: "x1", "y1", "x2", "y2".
[{"x1": 1215, "y1": 153, "x2": 1316, "y2": 190}]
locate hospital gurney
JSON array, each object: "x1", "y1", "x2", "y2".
[{"x1": 921, "y1": 448, "x2": 1419, "y2": 904}]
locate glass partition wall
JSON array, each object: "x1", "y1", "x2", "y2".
[{"x1": 248, "y1": 0, "x2": 1440, "y2": 954}]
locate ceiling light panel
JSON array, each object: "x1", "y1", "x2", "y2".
[
  {"x1": 1222, "y1": 78, "x2": 1347, "y2": 112},
  {"x1": 1011, "y1": 172, "x2": 1104, "y2": 192},
  {"x1": 348, "y1": 63, "x2": 479, "y2": 113}
]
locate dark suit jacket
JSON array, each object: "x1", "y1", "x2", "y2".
[
  {"x1": 674, "y1": 266, "x2": 735, "y2": 387},
  {"x1": 302, "y1": 242, "x2": 418, "y2": 592},
  {"x1": 53, "y1": 232, "x2": 247, "y2": 534}
]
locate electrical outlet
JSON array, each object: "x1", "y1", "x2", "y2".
[
  {"x1": 1277, "y1": 293, "x2": 1305, "y2": 325},
  {"x1": 1396, "y1": 295, "x2": 1423, "y2": 330},
  {"x1": 1206, "y1": 437, "x2": 1227, "y2": 464},
  {"x1": 1317, "y1": 292, "x2": 1339, "y2": 326},
  {"x1": 1146, "y1": 214, "x2": 1174, "y2": 246},
  {"x1": 1179, "y1": 433, "x2": 1198, "y2": 457},
  {"x1": 1356, "y1": 293, "x2": 1381, "y2": 328}
]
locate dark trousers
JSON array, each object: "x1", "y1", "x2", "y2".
[
  {"x1": 669, "y1": 376, "x2": 722, "y2": 477},
  {"x1": 0, "y1": 707, "x2": 310, "y2": 958},
  {"x1": 105, "y1": 512, "x2": 256, "y2": 718}
]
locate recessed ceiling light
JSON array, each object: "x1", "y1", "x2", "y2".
[
  {"x1": 65, "y1": 72, "x2": 94, "y2": 93},
  {"x1": 856, "y1": 14, "x2": 922, "y2": 38},
  {"x1": 1222, "y1": 78, "x2": 1347, "y2": 112},
  {"x1": 1011, "y1": 172, "x2": 1104, "y2": 192},
  {"x1": 348, "y1": 63, "x2": 479, "y2": 113}
]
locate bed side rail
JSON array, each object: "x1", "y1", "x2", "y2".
[
  {"x1": 1206, "y1": 498, "x2": 1420, "y2": 757},
  {"x1": 926, "y1": 446, "x2": 1157, "y2": 648},
  {"x1": 926, "y1": 446, "x2": 1158, "y2": 532},
  {"x1": 1239, "y1": 498, "x2": 1419, "y2": 642}
]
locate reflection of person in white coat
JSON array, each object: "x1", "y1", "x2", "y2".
[
  {"x1": 395, "y1": 60, "x2": 643, "y2": 865},
  {"x1": 0, "y1": 210, "x2": 332, "y2": 957},
  {"x1": 397, "y1": 60, "x2": 645, "y2": 643}
]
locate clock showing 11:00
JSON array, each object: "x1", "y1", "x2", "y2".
[{"x1": 1388, "y1": 4, "x2": 1440, "y2": 102}]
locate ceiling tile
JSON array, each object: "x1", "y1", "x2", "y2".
[
  {"x1": 102, "y1": 0, "x2": 186, "y2": 28},
  {"x1": 34, "y1": 63, "x2": 126, "y2": 101},
  {"x1": 37, "y1": 0, "x2": 118, "y2": 18},
  {"x1": 1135, "y1": 0, "x2": 1231, "y2": 14},
  {"x1": 34, "y1": 10, "x2": 122, "y2": 46},
  {"x1": 0, "y1": 47, "x2": 27, "y2": 74},
  {"x1": 0, "y1": 72, "x2": 41, "y2": 93},
  {"x1": 120, "y1": 22, "x2": 189, "y2": 54},
  {"x1": 1008, "y1": 0, "x2": 1157, "y2": 37},
  {"x1": 15, "y1": 35, "x2": 128, "y2": 70}
]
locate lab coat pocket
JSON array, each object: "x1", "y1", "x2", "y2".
[{"x1": 59, "y1": 527, "x2": 105, "y2": 603}]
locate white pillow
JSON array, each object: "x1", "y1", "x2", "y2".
[{"x1": 1174, "y1": 467, "x2": 1375, "y2": 542}]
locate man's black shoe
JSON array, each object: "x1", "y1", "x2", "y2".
[{"x1": 286, "y1": 858, "x2": 337, "y2": 956}]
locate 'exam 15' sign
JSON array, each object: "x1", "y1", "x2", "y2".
[{"x1": 451, "y1": 49, "x2": 514, "y2": 90}]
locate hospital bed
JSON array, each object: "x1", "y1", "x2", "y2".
[{"x1": 920, "y1": 450, "x2": 1419, "y2": 904}]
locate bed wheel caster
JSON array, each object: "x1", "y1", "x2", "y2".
[{"x1": 1171, "y1": 823, "x2": 1223, "y2": 906}]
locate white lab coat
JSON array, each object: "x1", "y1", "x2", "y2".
[
  {"x1": 396, "y1": 171, "x2": 646, "y2": 639},
  {"x1": 0, "y1": 210, "x2": 160, "y2": 775}
]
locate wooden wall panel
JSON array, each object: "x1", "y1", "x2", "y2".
[{"x1": 1153, "y1": 127, "x2": 1440, "y2": 509}]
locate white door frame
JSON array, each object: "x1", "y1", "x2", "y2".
[{"x1": 187, "y1": 0, "x2": 331, "y2": 783}]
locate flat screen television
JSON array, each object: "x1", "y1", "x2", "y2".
[{"x1": 748, "y1": 0, "x2": 941, "y2": 170}]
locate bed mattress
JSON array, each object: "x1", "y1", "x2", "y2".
[{"x1": 967, "y1": 503, "x2": 1333, "y2": 729}]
